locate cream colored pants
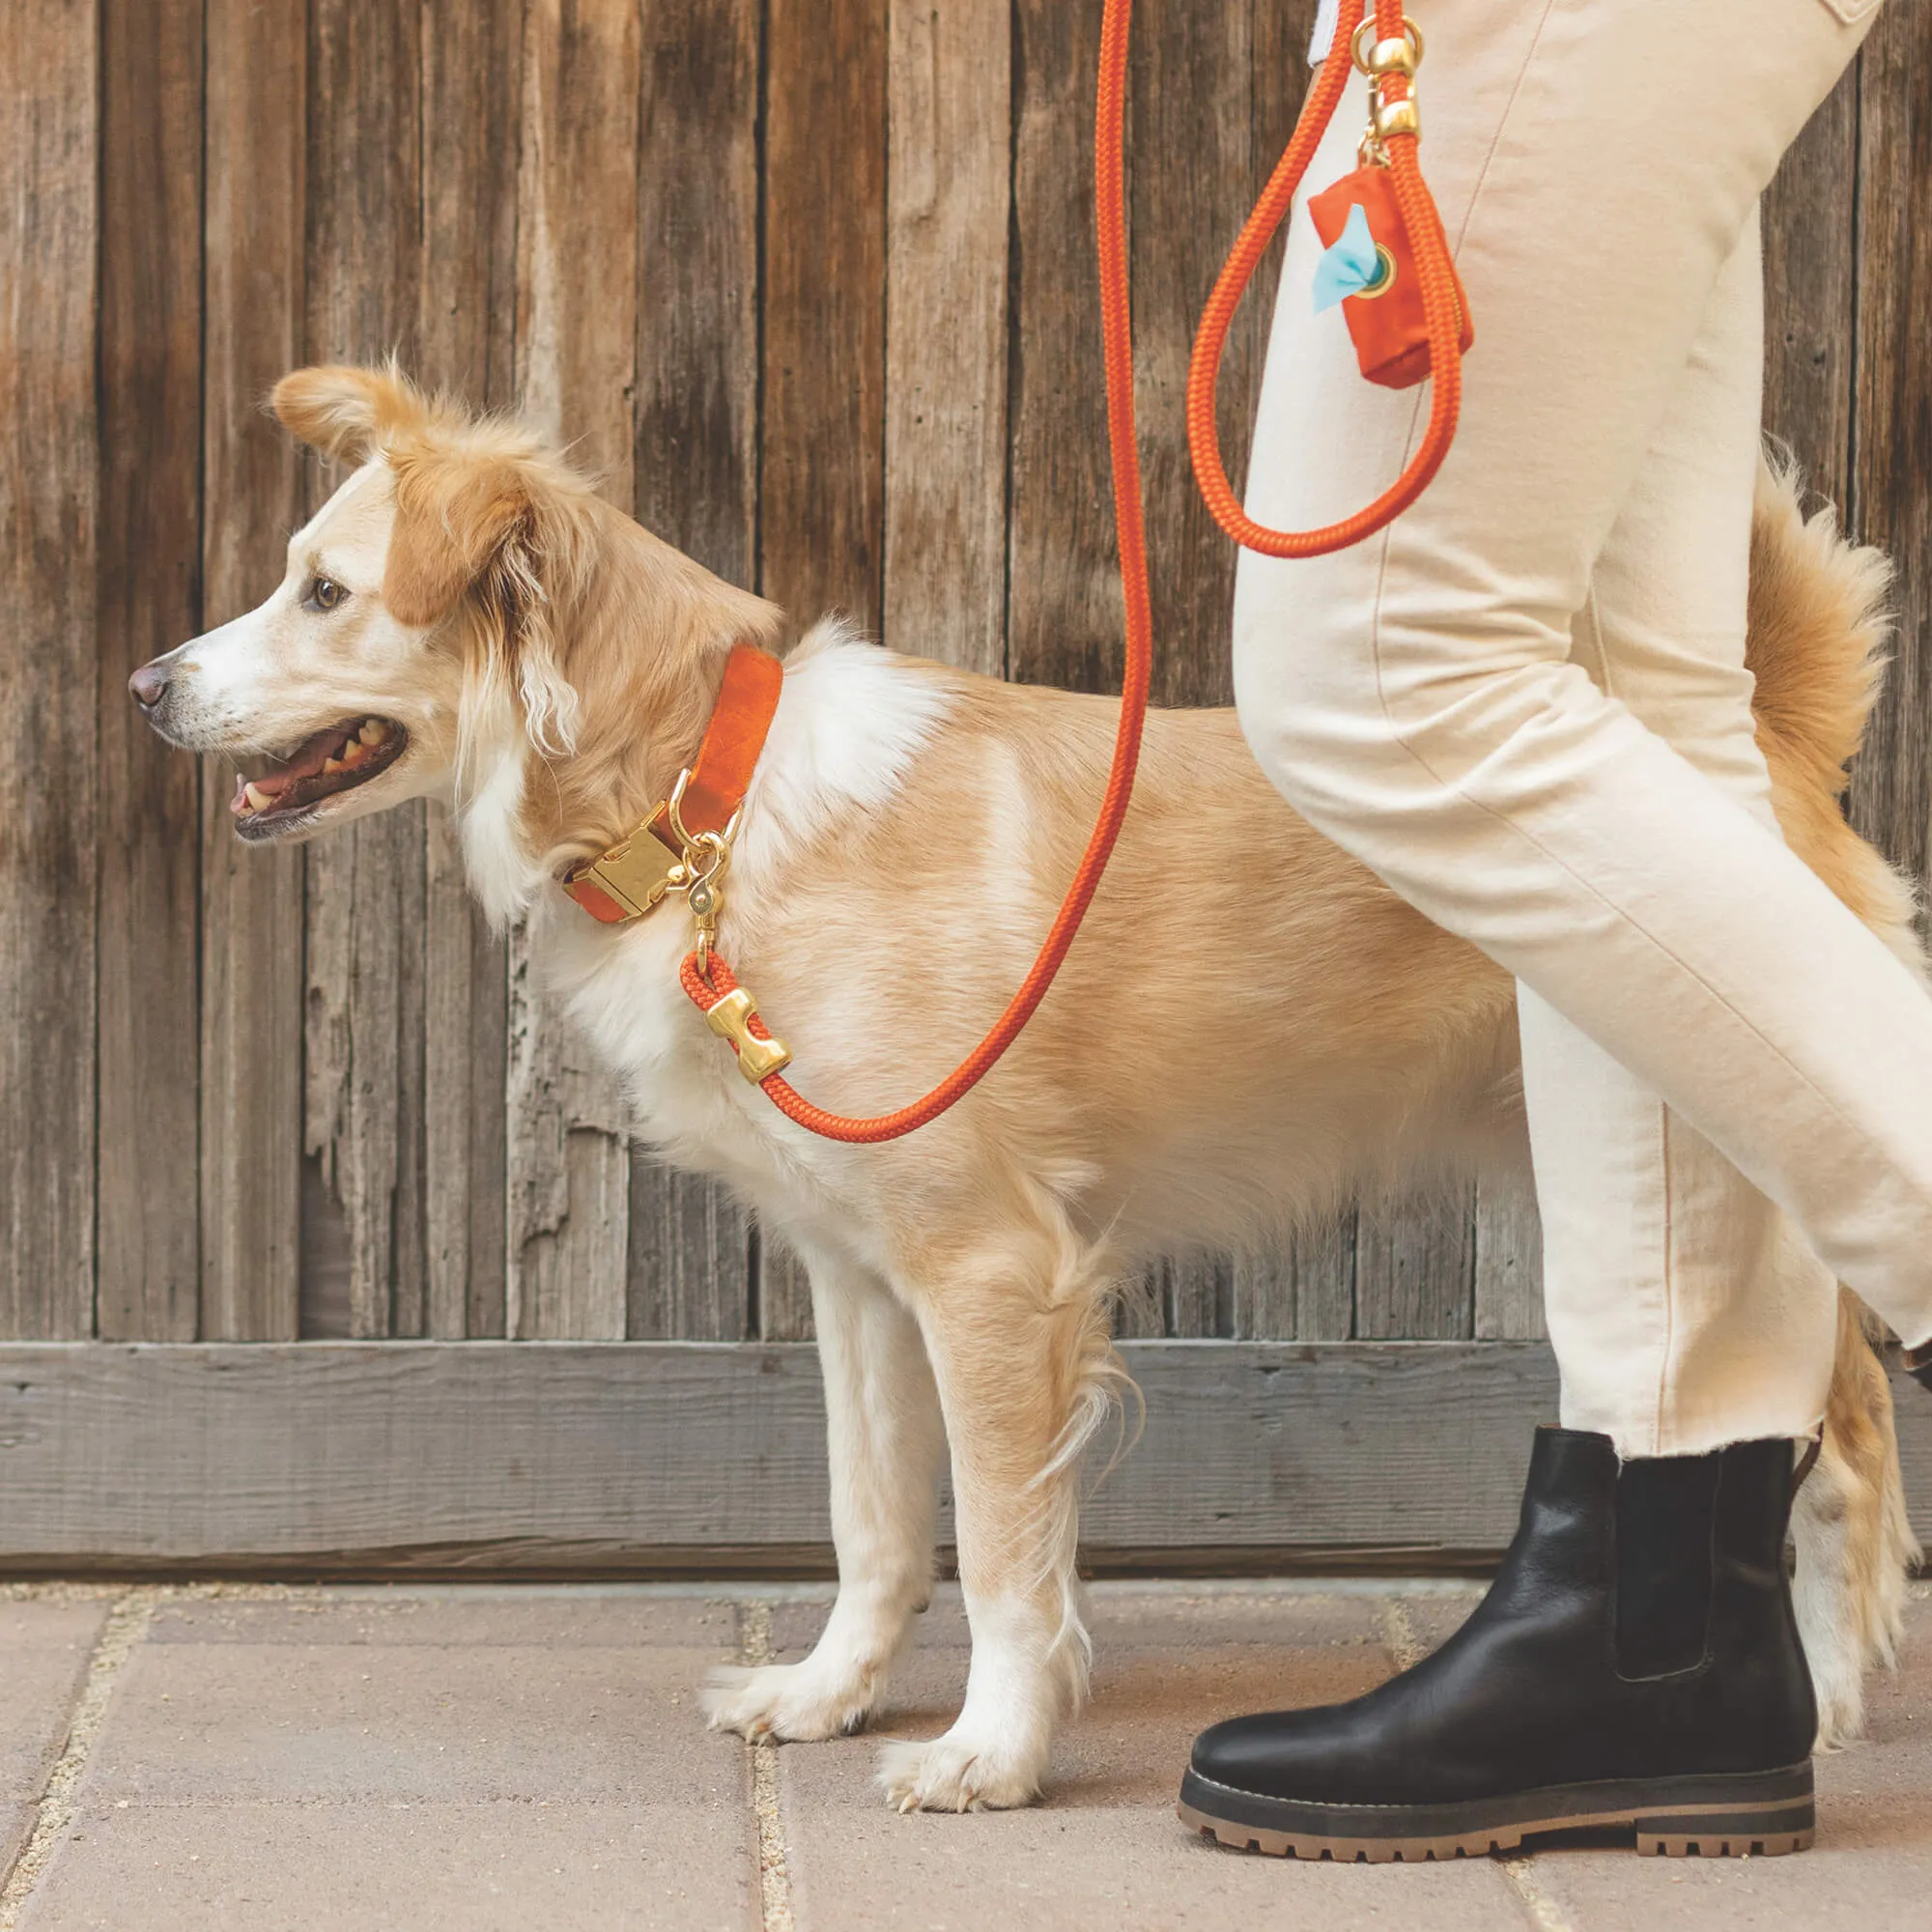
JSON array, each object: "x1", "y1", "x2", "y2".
[{"x1": 1234, "y1": 0, "x2": 1922, "y2": 1455}]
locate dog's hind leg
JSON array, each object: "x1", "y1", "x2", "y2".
[
  {"x1": 876, "y1": 1206, "x2": 1122, "y2": 1812},
  {"x1": 704, "y1": 1236, "x2": 946, "y2": 1743},
  {"x1": 1793, "y1": 1286, "x2": 1920, "y2": 1748}
]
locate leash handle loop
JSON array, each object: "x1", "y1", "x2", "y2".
[{"x1": 1187, "y1": 0, "x2": 1464, "y2": 556}]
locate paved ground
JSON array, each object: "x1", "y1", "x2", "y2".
[{"x1": 0, "y1": 1579, "x2": 1925, "y2": 1930}]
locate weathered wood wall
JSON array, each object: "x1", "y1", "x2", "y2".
[{"x1": 3, "y1": 0, "x2": 1928, "y2": 1354}]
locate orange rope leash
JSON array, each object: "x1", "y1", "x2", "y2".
[{"x1": 683, "y1": 0, "x2": 1462, "y2": 1141}]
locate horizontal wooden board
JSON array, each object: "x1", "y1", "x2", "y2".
[{"x1": 0, "y1": 1341, "x2": 1925, "y2": 1575}]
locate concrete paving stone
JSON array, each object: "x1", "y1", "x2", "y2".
[
  {"x1": 17, "y1": 1801, "x2": 757, "y2": 1932},
  {"x1": 82, "y1": 1642, "x2": 745, "y2": 1805},
  {"x1": 0, "y1": 1603, "x2": 107, "y2": 1800},
  {"x1": 148, "y1": 1592, "x2": 739, "y2": 1650},
  {"x1": 2, "y1": 1800, "x2": 36, "y2": 1881},
  {"x1": 1518, "y1": 1592, "x2": 1932, "y2": 1928},
  {"x1": 779, "y1": 1589, "x2": 1530, "y2": 1931}
]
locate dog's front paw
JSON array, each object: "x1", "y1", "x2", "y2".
[
  {"x1": 702, "y1": 1662, "x2": 879, "y2": 1744},
  {"x1": 876, "y1": 1730, "x2": 1045, "y2": 1812}
]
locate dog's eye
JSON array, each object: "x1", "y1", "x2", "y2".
[{"x1": 305, "y1": 576, "x2": 348, "y2": 613}]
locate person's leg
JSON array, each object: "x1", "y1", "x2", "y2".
[
  {"x1": 1183, "y1": 0, "x2": 1894, "y2": 1860},
  {"x1": 1231, "y1": 0, "x2": 1931, "y2": 1362},
  {"x1": 1523, "y1": 209, "x2": 1839, "y2": 1457}
]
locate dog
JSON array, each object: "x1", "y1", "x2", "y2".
[{"x1": 132, "y1": 365, "x2": 1918, "y2": 1811}]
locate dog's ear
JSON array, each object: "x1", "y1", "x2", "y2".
[
  {"x1": 384, "y1": 449, "x2": 530, "y2": 630},
  {"x1": 389, "y1": 446, "x2": 582, "y2": 756},
  {"x1": 270, "y1": 363, "x2": 426, "y2": 465}
]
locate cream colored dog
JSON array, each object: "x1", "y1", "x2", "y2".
[{"x1": 134, "y1": 367, "x2": 1918, "y2": 1811}]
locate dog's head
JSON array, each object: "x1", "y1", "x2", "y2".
[{"x1": 132, "y1": 364, "x2": 599, "y2": 848}]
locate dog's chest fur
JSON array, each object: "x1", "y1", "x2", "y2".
[{"x1": 494, "y1": 625, "x2": 955, "y2": 1216}]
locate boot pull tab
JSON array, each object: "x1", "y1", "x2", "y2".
[{"x1": 1790, "y1": 1432, "x2": 1823, "y2": 1501}]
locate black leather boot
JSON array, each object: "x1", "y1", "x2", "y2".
[
  {"x1": 1179, "y1": 1429, "x2": 1816, "y2": 1861},
  {"x1": 1908, "y1": 1341, "x2": 1932, "y2": 1395}
]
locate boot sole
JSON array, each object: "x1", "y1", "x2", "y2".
[{"x1": 1178, "y1": 1760, "x2": 1814, "y2": 1861}]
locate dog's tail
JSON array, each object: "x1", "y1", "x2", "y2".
[{"x1": 1744, "y1": 452, "x2": 1921, "y2": 960}]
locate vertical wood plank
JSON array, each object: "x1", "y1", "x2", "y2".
[
  {"x1": 1009, "y1": 0, "x2": 1119, "y2": 692},
  {"x1": 507, "y1": 0, "x2": 641, "y2": 1341},
  {"x1": 763, "y1": 0, "x2": 890, "y2": 631},
  {"x1": 200, "y1": 0, "x2": 307, "y2": 1341},
  {"x1": 301, "y1": 0, "x2": 427, "y2": 1338},
  {"x1": 627, "y1": 1175, "x2": 751, "y2": 1341},
  {"x1": 1850, "y1": 16, "x2": 1932, "y2": 908},
  {"x1": 1762, "y1": 68, "x2": 1859, "y2": 508},
  {"x1": 1355, "y1": 1187, "x2": 1476, "y2": 1340},
  {"x1": 95, "y1": 0, "x2": 204, "y2": 1341},
  {"x1": 882, "y1": 0, "x2": 1010, "y2": 674},
  {"x1": 1473, "y1": 1174, "x2": 1546, "y2": 1341},
  {"x1": 1129, "y1": 0, "x2": 1251, "y2": 712},
  {"x1": 629, "y1": 0, "x2": 764, "y2": 1340},
  {"x1": 419, "y1": 0, "x2": 524, "y2": 1338},
  {"x1": 756, "y1": 1231, "x2": 816, "y2": 1342},
  {"x1": 0, "y1": 0, "x2": 99, "y2": 1339}
]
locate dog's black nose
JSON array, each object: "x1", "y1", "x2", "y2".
[{"x1": 128, "y1": 662, "x2": 170, "y2": 710}]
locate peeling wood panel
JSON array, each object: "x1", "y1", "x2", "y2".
[
  {"x1": 418, "y1": 0, "x2": 524, "y2": 1338},
  {"x1": 507, "y1": 0, "x2": 643, "y2": 1340},
  {"x1": 882, "y1": 0, "x2": 1009, "y2": 674},
  {"x1": 0, "y1": 0, "x2": 99, "y2": 1338},
  {"x1": 301, "y1": 0, "x2": 428, "y2": 1338},
  {"x1": 198, "y1": 0, "x2": 307, "y2": 1341},
  {"x1": 762, "y1": 0, "x2": 890, "y2": 630},
  {"x1": 94, "y1": 0, "x2": 204, "y2": 1342},
  {"x1": 627, "y1": 0, "x2": 764, "y2": 1342}
]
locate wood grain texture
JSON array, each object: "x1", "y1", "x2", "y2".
[
  {"x1": 1129, "y1": 0, "x2": 1250, "y2": 711},
  {"x1": 1850, "y1": 13, "x2": 1932, "y2": 912},
  {"x1": 1762, "y1": 66, "x2": 1858, "y2": 508},
  {"x1": 1008, "y1": 0, "x2": 1119, "y2": 693},
  {"x1": 882, "y1": 0, "x2": 1009, "y2": 674},
  {"x1": 0, "y1": 0, "x2": 99, "y2": 1339},
  {"x1": 302, "y1": 0, "x2": 427, "y2": 1339},
  {"x1": 8, "y1": 1338, "x2": 1924, "y2": 1567},
  {"x1": 508, "y1": 0, "x2": 643, "y2": 1341},
  {"x1": 627, "y1": 1169, "x2": 750, "y2": 1341},
  {"x1": 762, "y1": 0, "x2": 889, "y2": 631},
  {"x1": 1355, "y1": 1187, "x2": 1476, "y2": 1341},
  {"x1": 627, "y1": 0, "x2": 763, "y2": 1342},
  {"x1": 94, "y1": 0, "x2": 204, "y2": 1342},
  {"x1": 0, "y1": 1341, "x2": 1550, "y2": 1560},
  {"x1": 755, "y1": 1231, "x2": 817, "y2": 1343},
  {"x1": 1473, "y1": 1172, "x2": 1547, "y2": 1342},
  {"x1": 198, "y1": 0, "x2": 307, "y2": 1342},
  {"x1": 418, "y1": 0, "x2": 523, "y2": 1338}
]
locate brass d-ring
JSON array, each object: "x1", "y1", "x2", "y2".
[{"x1": 1351, "y1": 15, "x2": 1424, "y2": 78}]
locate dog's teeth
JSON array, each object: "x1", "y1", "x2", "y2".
[
  {"x1": 342, "y1": 740, "x2": 368, "y2": 766},
  {"x1": 243, "y1": 782, "x2": 273, "y2": 812},
  {"x1": 322, "y1": 755, "x2": 346, "y2": 774},
  {"x1": 358, "y1": 719, "x2": 385, "y2": 745}
]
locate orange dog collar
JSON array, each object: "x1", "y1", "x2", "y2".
[{"x1": 563, "y1": 642, "x2": 783, "y2": 925}]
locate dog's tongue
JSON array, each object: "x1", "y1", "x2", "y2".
[{"x1": 227, "y1": 722, "x2": 357, "y2": 815}]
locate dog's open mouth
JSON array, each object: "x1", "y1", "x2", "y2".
[{"x1": 229, "y1": 716, "x2": 408, "y2": 838}]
